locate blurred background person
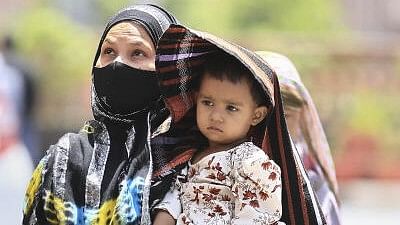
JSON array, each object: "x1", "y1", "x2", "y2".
[
  {"x1": 257, "y1": 51, "x2": 341, "y2": 225},
  {"x1": 0, "y1": 36, "x2": 34, "y2": 225},
  {"x1": 1, "y1": 35, "x2": 40, "y2": 165}
]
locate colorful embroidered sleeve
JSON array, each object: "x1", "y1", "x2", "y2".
[
  {"x1": 23, "y1": 146, "x2": 54, "y2": 224},
  {"x1": 232, "y1": 149, "x2": 283, "y2": 225}
]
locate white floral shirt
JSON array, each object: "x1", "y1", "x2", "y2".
[{"x1": 156, "y1": 142, "x2": 283, "y2": 225}]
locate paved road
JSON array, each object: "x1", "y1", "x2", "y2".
[{"x1": 339, "y1": 179, "x2": 400, "y2": 224}]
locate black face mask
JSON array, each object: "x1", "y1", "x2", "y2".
[{"x1": 93, "y1": 61, "x2": 160, "y2": 115}]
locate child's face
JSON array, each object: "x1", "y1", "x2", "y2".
[{"x1": 196, "y1": 73, "x2": 267, "y2": 149}]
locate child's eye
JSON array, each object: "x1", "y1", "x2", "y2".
[
  {"x1": 201, "y1": 100, "x2": 213, "y2": 107},
  {"x1": 226, "y1": 105, "x2": 238, "y2": 112}
]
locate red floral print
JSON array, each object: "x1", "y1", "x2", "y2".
[{"x1": 159, "y1": 142, "x2": 282, "y2": 225}]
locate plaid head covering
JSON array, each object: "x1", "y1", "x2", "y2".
[{"x1": 155, "y1": 24, "x2": 326, "y2": 225}]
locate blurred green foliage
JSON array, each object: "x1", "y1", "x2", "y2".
[
  {"x1": 349, "y1": 92, "x2": 389, "y2": 135},
  {"x1": 97, "y1": 0, "x2": 133, "y2": 20},
  {"x1": 12, "y1": 7, "x2": 95, "y2": 95},
  {"x1": 163, "y1": 0, "x2": 345, "y2": 79},
  {"x1": 348, "y1": 93, "x2": 400, "y2": 154},
  {"x1": 164, "y1": 0, "x2": 343, "y2": 35}
]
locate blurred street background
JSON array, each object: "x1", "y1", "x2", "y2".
[{"x1": 1, "y1": 0, "x2": 399, "y2": 224}]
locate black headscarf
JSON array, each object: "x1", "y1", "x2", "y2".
[
  {"x1": 93, "y1": 4, "x2": 178, "y2": 67},
  {"x1": 91, "y1": 4, "x2": 178, "y2": 125}
]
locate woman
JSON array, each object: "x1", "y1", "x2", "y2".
[
  {"x1": 153, "y1": 24, "x2": 327, "y2": 225},
  {"x1": 256, "y1": 51, "x2": 341, "y2": 225},
  {"x1": 23, "y1": 4, "x2": 193, "y2": 225}
]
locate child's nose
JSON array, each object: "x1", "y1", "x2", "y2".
[{"x1": 209, "y1": 109, "x2": 223, "y2": 123}]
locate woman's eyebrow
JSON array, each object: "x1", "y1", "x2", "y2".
[
  {"x1": 129, "y1": 38, "x2": 155, "y2": 51},
  {"x1": 103, "y1": 38, "x2": 115, "y2": 45},
  {"x1": 127, "y1": 40, "x2": 149, "y2": 48}
]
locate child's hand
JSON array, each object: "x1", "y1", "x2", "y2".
[{"x1": 153, "y1": 209, "x2": 176, "y2": 225}]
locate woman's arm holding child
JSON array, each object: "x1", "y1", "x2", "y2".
[{"x1": 152, "y1": 176, "x2": 182, "y2": 225}]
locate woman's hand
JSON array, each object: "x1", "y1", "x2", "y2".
[{"x1": 153, "y1": 209, "x2": 176, "y2": 225}]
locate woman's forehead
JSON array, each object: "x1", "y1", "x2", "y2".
[{"x1": 106, "y1": 22, "x2": 152, "y2": 43}]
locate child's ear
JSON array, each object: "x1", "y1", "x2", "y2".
[{"x1": 251, "y1": 106, "x2": 268, "y2": 126}]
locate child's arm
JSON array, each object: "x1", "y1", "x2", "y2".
[
  {"x1": 232, "y1": 149, "x2": 283, "y2": 224},
  {"x1": 152, "y1": 169, "x2": 185, "y2": 225},
  {"x1": 153, "y1": 209, "x2": 175, "y2": 225}
]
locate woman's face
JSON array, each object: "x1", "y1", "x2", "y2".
[{"x1": 95, "y1": 21, "x2": 156, "y2": 71}]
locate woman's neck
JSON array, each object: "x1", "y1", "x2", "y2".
[{"x1": 105, "y1": 121, "x2": 129, "y2": 145}]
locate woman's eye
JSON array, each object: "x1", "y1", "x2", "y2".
[
  {"x1": 201, "y1": 100, "x2": 213, "y2": 106},
  {"x1": 226, "y1": 105, "x2": 238, "y2": 112},
  {"x1": 104, "y1": 47, "x2": 114, "y2": 55},
  {"x1": 132, "y1": 49, "x2": 145, "y2": 57}
]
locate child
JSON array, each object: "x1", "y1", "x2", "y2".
[
  {"x1": 153, "y1": 24, "x2": 326, "y2": 225},
  {"x1": 153, "y1": 52, "x2": 284, "y2": 225}
]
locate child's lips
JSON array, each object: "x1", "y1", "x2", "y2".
[{"x1": 207, "y1": 126, "x2": 223, "y2": 132}]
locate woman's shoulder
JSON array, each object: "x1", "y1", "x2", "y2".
[
  {"x1": 51, "y1": 122, "x2": 99, "y2": 153},
  {"x1": 25, "y1": 122, "x2": 101, "y2": 211},
  {"x1": 43, "y1": 120, "x2": 103, "y2": 169}
]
